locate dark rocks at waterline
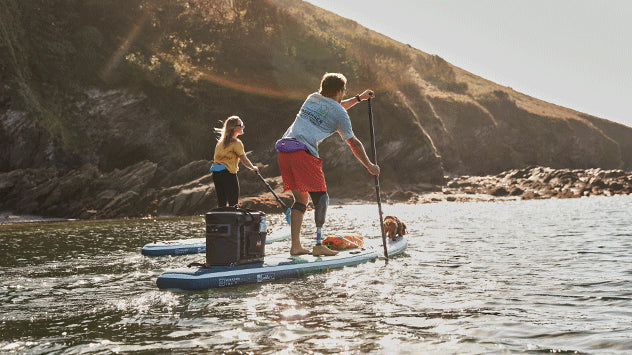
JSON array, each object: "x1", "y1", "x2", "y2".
[
  {"x1": 2, "y1": 163, "x2": 631, "y2": 220},
  {"x1": 0, "y1": 157, "x2": 325, "y2": 220},
  {"x1": 442, "y1": 166, "x2": 632, "y2": 201},
  {"x1": 0, "y1": 158, "x2": 297, "y2": 220},
  {"x1": 0, "y1": 160, "x2": 216, "y2": 219}
]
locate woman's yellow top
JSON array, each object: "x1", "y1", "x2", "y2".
[{"x1": 213, "y1": 139, "x2": 245, "y2": 174}]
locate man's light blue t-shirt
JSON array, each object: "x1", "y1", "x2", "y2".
[{"x1": 282, "y1": 93, "x2": 354, "y2": 158}]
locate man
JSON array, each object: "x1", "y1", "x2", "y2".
[{"x1": 276, "y1": 73, "x2": 380, "y2": 256}]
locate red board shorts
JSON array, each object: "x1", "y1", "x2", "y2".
[{"x1": 278, "y1": 150, "x2": 327, "y2": 192}]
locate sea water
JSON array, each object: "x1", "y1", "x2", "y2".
[{"x1": 1, "y1": 195, "x2": 631, "y2": 353}]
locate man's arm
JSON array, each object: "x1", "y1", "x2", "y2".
[
  {"x1": 341, "y1": 90, "x2": 374, "y2": 110},
  {"x1": 346, "y1": 136, "x2": 380, "y2": 176}
]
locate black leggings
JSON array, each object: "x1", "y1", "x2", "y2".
[{"x1": 212, "y1": 170, "x2": 239, "y2": 207}]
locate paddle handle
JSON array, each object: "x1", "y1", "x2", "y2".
[
  {"x1": 256, "y1": 172, "x2": 286, "y2": 208},
  {"x1": 368, "y1": 98, "x2": 388, "y2": 259}
]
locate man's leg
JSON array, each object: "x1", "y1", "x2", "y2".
[
  {"x1": 290, "y1": 189, "x2": 310, "y2": 255},
  {"x1": 309, "y1": 191, "x2": 328, "y2": 245},
  {"x1": 310, "y1": 191, "x2": 338, "y2": 256}
]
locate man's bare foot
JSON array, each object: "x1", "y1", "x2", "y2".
[
  {"x1": 290, "y1": 247, "x2": 310, "y2": 256},
  {"x1": 312, "y1": 244, "x2": 338, "y2": 256}
]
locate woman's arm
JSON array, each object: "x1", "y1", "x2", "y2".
[{"x1": 239, "y1": 154, "x2": 259, "y2": 173}]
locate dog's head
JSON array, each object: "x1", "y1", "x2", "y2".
[{"x1": 384, "y1": 216, "x2": 406, "y2": 240}]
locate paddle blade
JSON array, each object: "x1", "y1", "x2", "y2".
[{"x1": 284, "y1": 208, "x2": 291, "y2": 225}]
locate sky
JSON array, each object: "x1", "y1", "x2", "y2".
[{"x1": 307, "y1": 0, "x2": 632, "y2": 128}]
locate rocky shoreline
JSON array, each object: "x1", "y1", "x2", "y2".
[
  {"x1": 439, "y1": 166, "x2": 632, "y2": 202},
  {"x1": 241, "y1": 166, "x2": 632, "y2": 211},
  {"x1": 1, "y1": 164, "x2": 631, "y2": 224}
]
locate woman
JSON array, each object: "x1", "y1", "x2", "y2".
[{"x1": 210, "y1": 116, "x2": 259, "y2": 207}]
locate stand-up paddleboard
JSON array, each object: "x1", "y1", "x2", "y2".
[
  {"x1": 156, "y1": 236, "x2": 407, "y2": 290},
  {"x1": 141, "y1": 226, "x2": 291, "y2": 256}
]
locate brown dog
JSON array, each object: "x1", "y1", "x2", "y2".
[{"x1": 383, "y1": 216, "x2": 407, "y2": 241}]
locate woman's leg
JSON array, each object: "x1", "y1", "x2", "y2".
[
  {"x1": 212, "y1": 171, "x2": 227, "y2": 207},
  {"x1": 225, "y1": 172, "x2": 239, "y2": 207}
]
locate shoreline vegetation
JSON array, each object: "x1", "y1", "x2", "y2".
[
  {"x1": 3, "y1": 1, "x2": 632, "y2": 228},
  {"x1": 3, "y1": 165, "x2": 629, "y2": 225}
]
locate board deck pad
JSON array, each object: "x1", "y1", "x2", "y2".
[
  {"x1": 141, "y1": 226, "x2": 291, "y2": 256},
  {"x1": 156, "y1": 236, "x2": 407, "y2": 290}
]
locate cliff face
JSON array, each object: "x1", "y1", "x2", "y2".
[
  {"x1": 0, "y1": 0, "x2": 631, "y2": 218},
  {"x1": 271, "y1": 0, "x2": 632, "y2": 174}
]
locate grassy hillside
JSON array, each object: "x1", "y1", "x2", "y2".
[
  {"x1": 272, "y1": 0, "x2": 631, "y2": 172},
  {"x1": 1, "y1": 0, "x2": 630, "y2": 185}
]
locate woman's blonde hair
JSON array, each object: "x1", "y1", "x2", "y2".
[{"x1": 214, "y1": 116, "x2": 242, "y2": 147}]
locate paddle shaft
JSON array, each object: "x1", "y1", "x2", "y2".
[
  {"x1": 367, "y1": 98, "x2": 389, "y2": 259},
  {"x1": 256, "y1": 171, "x2": 290, "y2": 211}
]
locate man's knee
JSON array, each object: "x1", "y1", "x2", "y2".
[
  {"x1": 291, "y1": 202, "x2": 307, "y2": 214},
  {"x1": 291, "y1": 190, "x2": 309, "y2": 203}
]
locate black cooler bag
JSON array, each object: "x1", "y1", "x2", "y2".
[{"x1": 205, "y1": 207, "x2": 267, "y2": 265}]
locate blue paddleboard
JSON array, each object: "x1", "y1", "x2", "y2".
[
  {"x1": 141, "y1": 226, "x2": 291, "y2": 256},
  {"x1": 156, "y1": 236, "x2": 407, "y2": 290}
]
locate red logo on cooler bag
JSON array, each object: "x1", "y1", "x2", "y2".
[{"x1": 256, "y1": 240, "x2": 262, "y2": 247}]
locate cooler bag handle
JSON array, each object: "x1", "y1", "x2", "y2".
[{"x1": 210, "y1": 206, "x2": 258, "y2": 223}]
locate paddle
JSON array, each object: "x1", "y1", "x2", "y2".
[
  {"x1": 256, "y1": 171, "x2": 291, "y2": 225},
  {"x1": 367, "y1": 97, "x2": 389, "y2": 260}
]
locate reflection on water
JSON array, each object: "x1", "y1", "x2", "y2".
[{"x1": 1, "y1": 195, "x2": 631, "y2": 353}]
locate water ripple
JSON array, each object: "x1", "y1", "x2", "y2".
[{"x1": 1, "y1": 195, "x2": 631, "y2": 353}]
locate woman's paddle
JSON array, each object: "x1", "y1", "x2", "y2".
[
  {"x1": 256, "y1": 171, "x2": 291, "y2": 225},
  {"x1": 367, "y1": 98, "x2": 389, "y2": 260}
]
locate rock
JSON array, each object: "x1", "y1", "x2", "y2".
[
  {"x1": 415, "y1": 183, "x2": 443, "y2": 192},
  {"x1": 609, "y1": 182, "x2": 624, "y2": 192},
  {"x1": 447, "y1": 181, "x2": 460, "y2": 188},
  {"x1": 509, "y1": 187, "x2": 524, "y2": 196},
  {"x1": 79, "y1": 209, "x2": 98, "y2": 220},
  {"x1": 505, "y1": 167, "x2": 532, "y2": 180},
  {"x1": 93, "y1": 189, "x2": 119, "y2": 210},
  {"x1": 547, "y1": 170, "x2": 579, "y2": 187},
  {"x1": 0, "y1": 110, "x2": 82, "y2": 171},
  {"x1": 527, "y1": 166, "x2": 555, "y2": 181},
  {"x1": 2, "y1": 163, "x2": 630, "y2": 220},
  {"x1": 588, "y1": 177, "x2": 607, "y2": 189},
  {"x1": 520, "y1": 191, "x2": 540, "y2": 200},
  {"x1": 389, "y1": 190, "x2": 415, "y2": 202},
  {"x1": 490, "y1": 187, "x2": 509, "y2": 196},
  {"x1": 159, "y1": 160, "x2": 210, "y2": 187},
  {"x1": 240, "y1": 196, "x2": 285, "y2": 213},
  {"x1": 0, "y1": 170, "x2": 22, "y2": 198},
  {"x1": 104, "y1": 161, "x2": 159, "y2": 193},
  {"x1": 558, "y1": 189, "x2": 577, "y2": 199},
  {"x1": 599, "y1": 170, "x2": 626, "y2": 179},
  {"x1": 172, "y1": 185, "x2": 213, "y2": 215},
  {"x1": 102, "y1": 191, "x2": 139, "y2": 218}
]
